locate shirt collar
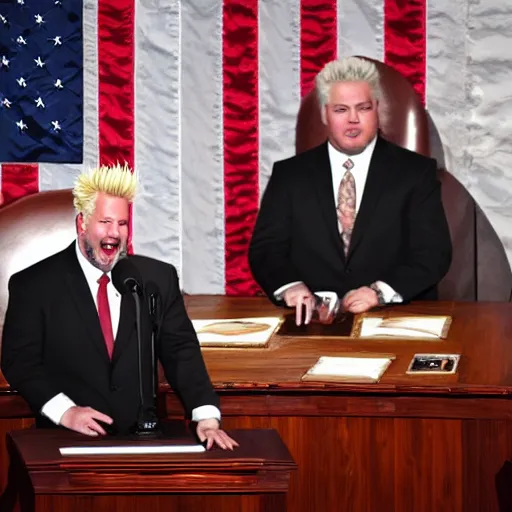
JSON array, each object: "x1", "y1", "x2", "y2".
[
  {"x1": 327, "y1": 135, "x2": 378, "y2": 169},
  {"x1": 75, "y1": 239, "x2": 111, "y2": 287}
]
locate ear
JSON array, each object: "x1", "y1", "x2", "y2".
[
  {"x1": 76, "y1": 213, "x2": 86, "y2": 234},
  {"x1": 320, "y1": 105, "x2": 328, "y2": 126}
]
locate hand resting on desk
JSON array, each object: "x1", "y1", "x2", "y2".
[
  {"x1": 343, "y1": 286, "x2": 379, "y2": 313},
  {"x1": 60, "y1": 406, "x2": 114, "y2": 436},
  {"x1": 196, "y1": 418, "x2": 239, "y2": 450},
  {"x1": 282, "y1": 283, "x2": 316, "y2": 326}
]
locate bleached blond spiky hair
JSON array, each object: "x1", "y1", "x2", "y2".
[
  {"x1": 73, "y1": 163, "x2": 137, "y2": 223},
  {"x1": 315, "y1": 57, "x2": 381, "y2": 111}
]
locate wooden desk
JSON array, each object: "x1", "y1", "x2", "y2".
[
  {"x1": 2, "y1": 427, "x2": 295, "y2": 512},
  {"x1": 179, "y1": 297, "x2": 512, "y2": 512},
  {"x1": 2, "y1": 297, "x2": 512, "y2": 511}
]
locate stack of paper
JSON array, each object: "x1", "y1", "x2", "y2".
[
  {"x1": 301, "y1": 355, "x2": 394, "y2": 383},
  {"x1": 357, "y1": 315, "x2": 452, "y2": 339},
  {"x1": 192, "y1": 317, "x2": 282, "y2": 347}
]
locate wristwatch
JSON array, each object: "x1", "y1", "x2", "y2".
[{"x1": 369, "y1": 283, "x2": 386, "y2": 305}]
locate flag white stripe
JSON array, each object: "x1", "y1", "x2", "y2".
[
  {"x1": 426, "y1": 0, "x2": 469, "y2": 176},
  {"x1": 337, "y1": 0, "x2": 385, "y2": 61},
  {"x1": 258, "y1": 0, "x2": 301, "y2": 196},
  {"x1": 463, "y1": 1, "x2": 512, "y2": 258},
  {"x1": 133, "y1": 0, "x2": 182, "y2": 276},
  {"x1": 180, "y1": 0, "x2": 225, "y2": 293},
  {"x1": 82, "y1": 0, "x2": 100, "y2": 172}
]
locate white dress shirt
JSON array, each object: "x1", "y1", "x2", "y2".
[
  {"x1": 274, "y1": 138, "x2": 402, "y2": 303},
  {"x1": 42, "y1": 242, "x2": 220, "y2": 425}
]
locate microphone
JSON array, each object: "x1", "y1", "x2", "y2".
[
  {"x1": 112, "y1": 258, "x2": 143, "y2": 296},
  {"x1": 111, "y1": 258, "x2": 159, "y2": 436}
]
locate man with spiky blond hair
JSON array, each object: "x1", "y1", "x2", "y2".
[
  {"x1": 250, "y1": 56, "x2": 451, "y2": 325},
  {"x1": 2, "y1": 164, "x2": 237, "y2": 450}
]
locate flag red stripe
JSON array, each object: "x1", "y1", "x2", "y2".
[
  {"x1": 97, "y1": 0, "x2": 135, "y2": 251},
  {"x1": 0, "y1": 164, "x2": 39, "y2": 207},
  {"x1": 300, "y1": 0, "x2": 338, "y2": 98},
  {"x1": 223, "y1": 0, "x2": 261, "y2": 295},
  {"x1": 384, "y1": 0, "x2": 427, "y2": 104}
]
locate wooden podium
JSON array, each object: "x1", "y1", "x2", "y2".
[{"x1": 2, "y1": 427, "x2": 296, "y2": 512}]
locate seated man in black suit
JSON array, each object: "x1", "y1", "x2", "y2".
[
  {"x1": 249, "y1": 57, "x2": 452, "y2": 324},
  {"x1": 1, "y1": 164, "x2": 237, "y2": 450}
]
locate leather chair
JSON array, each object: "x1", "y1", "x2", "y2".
[
  {"x1": 296, "y1": 58, "x2": 512, "y2": 301},
  {"x1": 0, "y1": 190, "x2": 75, "y2": 386}
]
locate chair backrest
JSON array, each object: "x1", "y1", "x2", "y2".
[
  {"x1": 295, "y1": 58, "x2": 512, "y2": 301},
  {"x1": 0, "y1": 189, "x2": 75, "y2": 380}
]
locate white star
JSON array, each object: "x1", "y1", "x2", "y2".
[
  {"x1": 34, "y1": 56, "x2": 45, "y2": 68},
  {"x1": 52, "y1": 36, "x2": 62, "y2": 46},
  {"x1": 16, "y1": 120, "x2": 27, "y2": 131},
  {"x1": 16, "y1": 36, "x2": 27, "y2": 45},
  {"x1": 34, "y1": 14, "x2": 44, "y2": 25},
  {"x1": 1, "y1": 56, "x2": 9, "y2": 68},
  {"x1": 55, "y1": 0, "x2": 62, "y2": 4},
  {"x1": 17, "y1": 0, "x2": 25, "y2": 5},
  {"x1": 51, "y1": 120, "x2": 61, "y2": 132},
  {"x1": 35, "y1": 97, "x2": 45, "y2": 108},
  {"x1": 16, "y1": 77, "x2": 27, "y2": 87},
  {"x1": 0, "y1": 14, "x2": 7, "y2": 25},
  {"x1": 54, "y1": 78, "x2": 63, "y2": 89},
  {"x1": 2, "y1": 98, "x2": 12, "y2": 108}
]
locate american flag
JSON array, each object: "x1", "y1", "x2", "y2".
[
  {"x1": 0, "y1": 0, "x2": 83, "y2": 163},
  {"x1": 0, "y1": 0, "x2": 510, "y2": 295}
]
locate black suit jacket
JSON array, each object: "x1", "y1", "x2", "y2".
[
  {"x1": 249, "y1": 138, "x2": 452, "y2": 302},
  {"x1": 1, "y1": 243, "x2": 219, "y2": 432}
]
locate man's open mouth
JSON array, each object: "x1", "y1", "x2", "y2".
[{"x1": 100, "y1": 242, "x2": 119, "y2": 256}]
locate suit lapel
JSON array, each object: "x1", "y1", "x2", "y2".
[
  {"x1": 347, "y1": 137, "x2": 392, "y2": 260},
  {"x1": 309, "y1": 143, "x2": 346, "y2": 260},
  {"x1": 63, "y1": 243, "x2": 111, "y2": 363}
]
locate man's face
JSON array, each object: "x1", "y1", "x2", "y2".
[
  {"x1": 77, "y1": 192, "x2": 129, "y2": 272},
  {"x1": 323, "y1": 80, "x2": 379, "y2": 155}
]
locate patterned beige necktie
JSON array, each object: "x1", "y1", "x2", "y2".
[{"x1": 336, "y1": 158, "x2": 356, "y2": 256}]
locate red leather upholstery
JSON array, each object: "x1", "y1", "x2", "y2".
[{"x1": 0, "y1": 190, "x2": 75, "y2": 385}]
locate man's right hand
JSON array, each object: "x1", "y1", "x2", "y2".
[
  {"x1": 60, "y1": 406, "x2": 113, "y2": 436},
  {"x1": 282, "y1": 282, "x2": 316, "y2": 326}
]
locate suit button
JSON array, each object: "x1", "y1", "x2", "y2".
[
  {"x1": 345, "y1": 268, "x2": 352, "y2": 274},
  {"x1": 110, "y1": 385, "x2": 120, "y2": 392}
]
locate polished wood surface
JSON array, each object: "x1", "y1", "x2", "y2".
[
  {"x1": 185, "y1": 297, "x2": 512, "y2": 394},
  {"x1": 2, "y1": 296, "x2": 512, "y2": 511},
  {"x1": 183, "y1": 297, "x2": 512, "y2": 512},
  {"x1": 3, "y1": 427, "x2": 295, "y2": 512}
]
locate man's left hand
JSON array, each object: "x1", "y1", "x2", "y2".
[
  {"x1": 342, "y1": 286, "x2": 379, "y2": 313},
  {"x1": 196, "y1": 418, "x2": 239, "y2": 450}
]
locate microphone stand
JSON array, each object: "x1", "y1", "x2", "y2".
[
  {"x1": 148, "y1": 292, "x2": 159, "y2": 426},
  {"x1": 127, "y1": 280, "x2": 159, "y2": 436}
]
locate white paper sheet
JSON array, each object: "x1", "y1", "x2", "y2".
[
  {"x1": 192, "y1": 317, "x2": 282, "y2": 345},
  {"x1": 359, "y1": 316, "x2": 449, "y2": 338},
  {"x1": 60, "y1": 444, "x2": 206, "y2": 455},
  {"x1": 306, "y1": 356, "x2": 393, "y2": 380}
]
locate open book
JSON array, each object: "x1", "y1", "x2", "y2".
[
  {"x1": 192, "y1": 317, "x2": 282, "y2": 348},
  {"x1": 354, "y1": 315, "x2": 452, "y2": 339},
  {"x1": 301, "y1": 355, "x2": 395, "y2": 383}
]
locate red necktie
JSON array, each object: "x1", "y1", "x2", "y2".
[{"x1": 97, "y1": 274, "x2": 114, "y2": 359}]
